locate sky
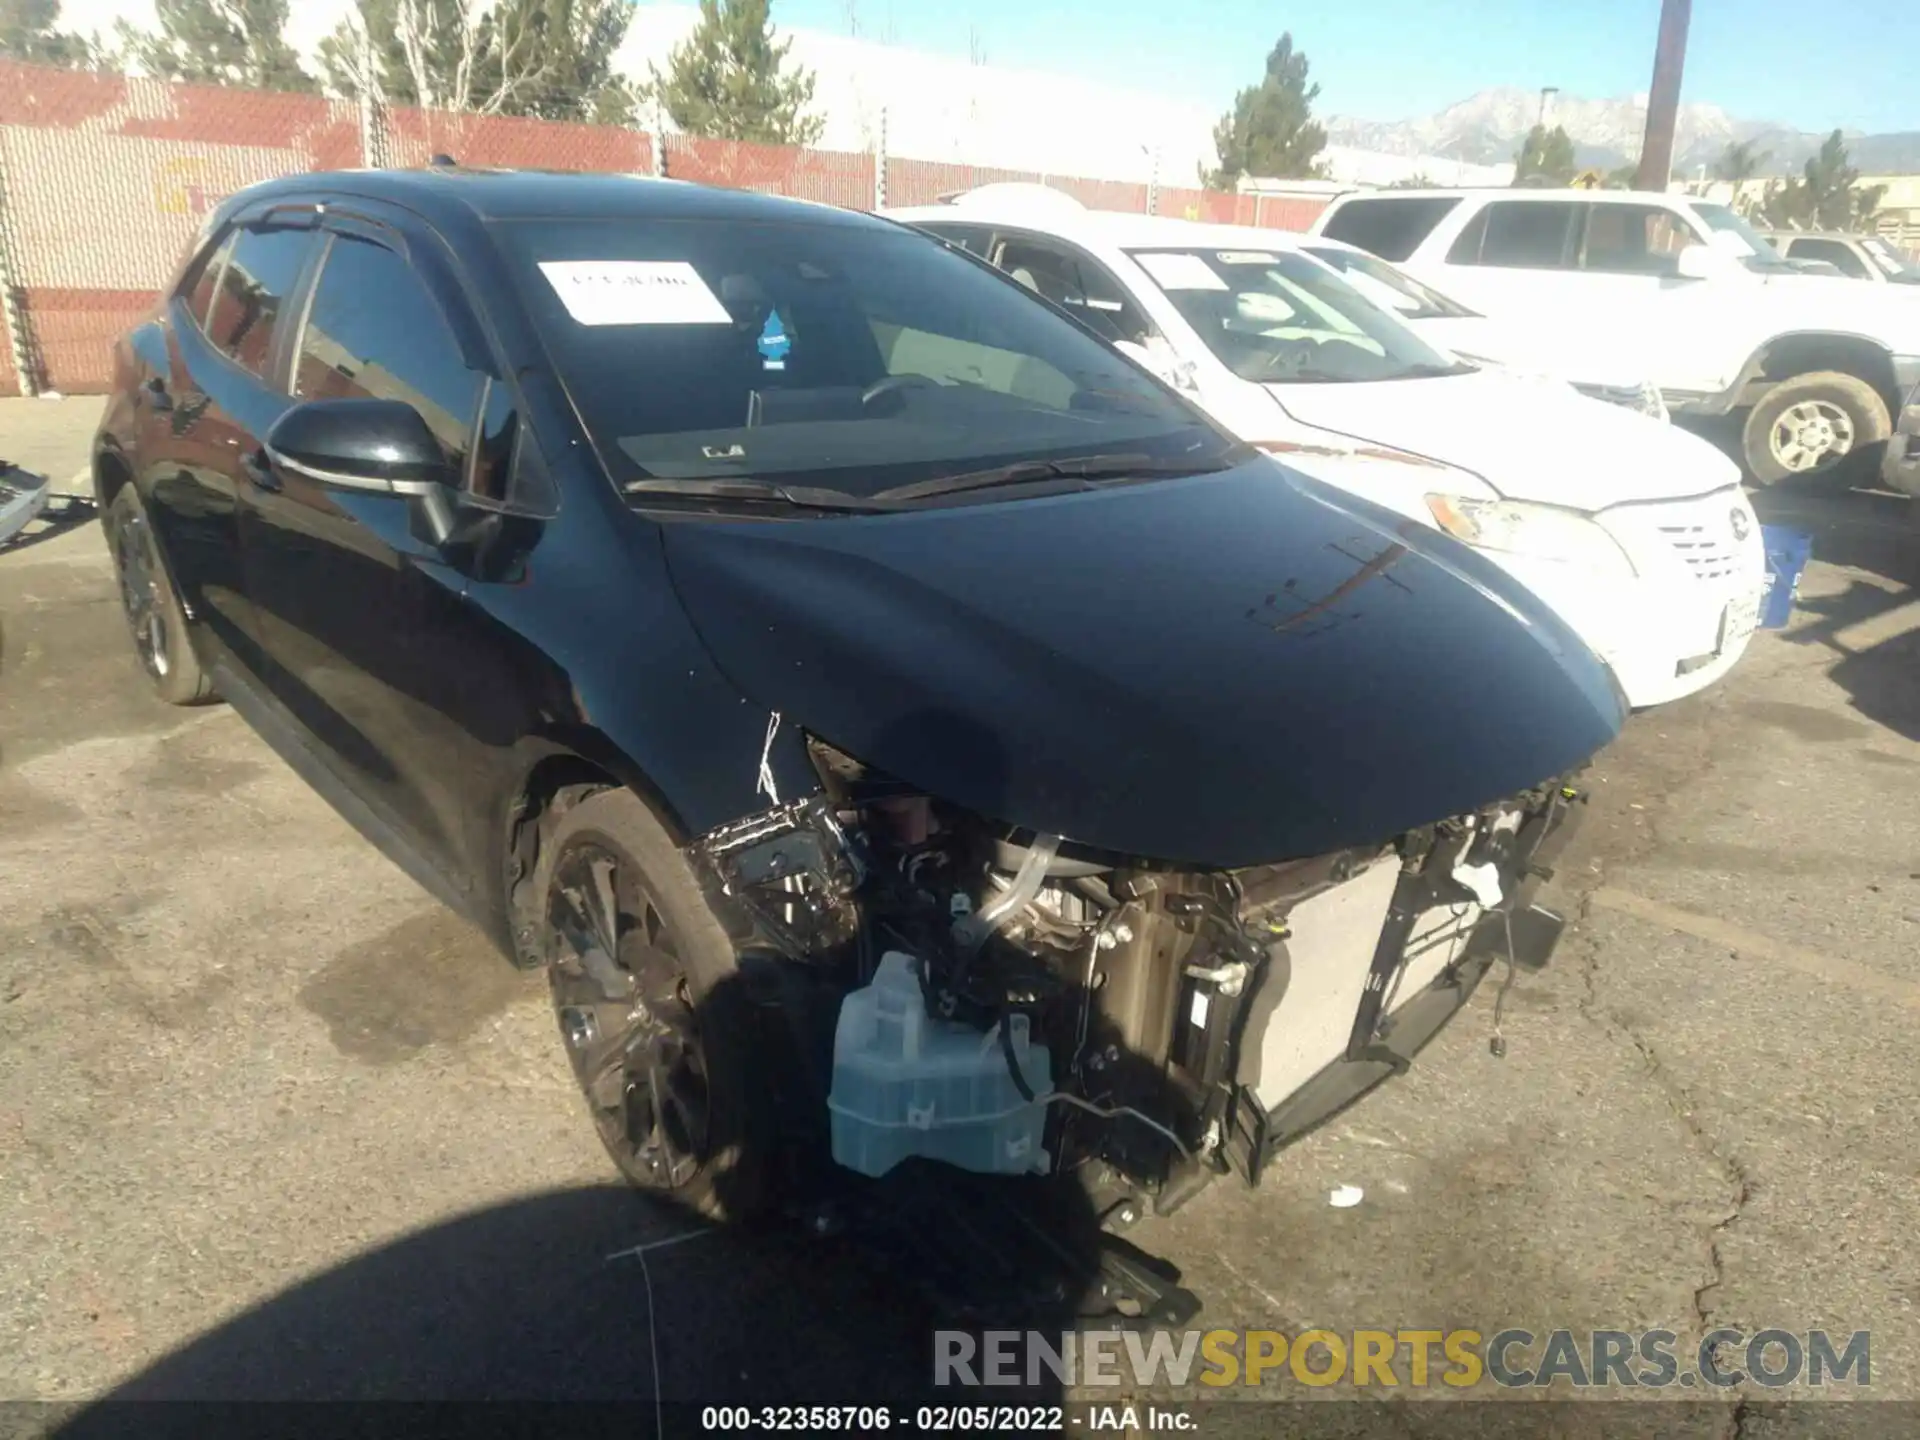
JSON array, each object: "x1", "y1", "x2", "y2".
[{"x1": 772, "y1": 0, "x2": 1920, "y2": 135}]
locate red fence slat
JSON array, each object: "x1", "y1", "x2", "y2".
[{"x1": 0, "y1": 58, "x2": 1327, "y2": 395}]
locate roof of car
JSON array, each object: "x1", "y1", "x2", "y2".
[
  {"x1": 1327, "y1": 186, "x2": 1703, "y2": 207},
  {"x1": 885, "y1": 199, "x2": 1330, "y2": 254},
  {"x1": 225, "y1": 165, "x2": 884, "y2": 230}
]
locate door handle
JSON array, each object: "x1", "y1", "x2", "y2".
[
  {"x1": 239, "y1": 448, "x2": 280, "y2": 492},
  {"x1": 142, "y1": 376, "x2": 172, "y2": 412}
]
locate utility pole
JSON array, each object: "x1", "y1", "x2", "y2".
[{"x1": 1634, "y1": 0, "x2": 1691, "y2": 192}]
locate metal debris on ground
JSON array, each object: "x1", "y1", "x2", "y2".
[{"x1": 0, "y1": 462, "x2": 94, "y2": 551}]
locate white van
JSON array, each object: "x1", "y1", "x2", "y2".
[{"x1": 887, "y1": 186, "x2": 1767, "y2": 709}]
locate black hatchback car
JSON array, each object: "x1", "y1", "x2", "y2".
[{"x1": 96, "y1": 168, "x2": 1622, "y2": 1248}]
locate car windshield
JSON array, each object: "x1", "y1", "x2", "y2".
[
  {"x1": 1690, "y1": 203, "x2": 1797, "y2": 272},
  {"x1": 1123, "y1": 246, "x2": 1463, "y2": 384},
  {"x1": 1301, "y1": 245, "x2": 1478, "y2": 320},
  {"x1": 491, "y1": 216, "x2": 1231, "y2": 500},
  {"x1": 1861, "y1": 236, "x2": 1920, "y2": 280}
]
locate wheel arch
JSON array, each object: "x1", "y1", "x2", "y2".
[
  {"x1": 92, "y1": 442, "x2": 132, "y2": 510},
  {"x1": 496, "y1": 734, "x2": 693, "y2": 969},
  {"x1": 1744, "y1": 331, "x2": 1901, "y2": 418}
]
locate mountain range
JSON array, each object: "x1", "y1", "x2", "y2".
[{"x1": 1325, "y1": 87, "x2": 1920, "y2": 176}]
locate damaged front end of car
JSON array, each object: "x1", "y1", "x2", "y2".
[
  {"x1": 627, "y1": 459, "x2": 1622, "y2": 1318},
  {"x1": 687, "y1": 733, "x2": 1587, "y2": 1233}
]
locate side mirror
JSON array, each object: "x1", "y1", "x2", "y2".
[
  {"x1": 265, "y1": 399, "x2": 457, "y2": 496},
  {"x1": 1114, "y1": 338, "x2": 1199, "y2": 392}
]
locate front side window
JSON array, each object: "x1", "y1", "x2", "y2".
[
  {"x1": 1317, "y1": 196, "x2": 1461, "y2": 261},
  {"x1": 1580, "y1": 205, "x2": 1701, "y2": 276},
  {"x1": 1302, "y1": 245, "x2": 1478, "y2": 319},
  {"x1": 495, "y1": 217, "x2": 1221, "y2": 495},
  {"x1": 992, "y1": 237, "x2": 1153, "y2": 348},
  {"x1": 1124, "y1": 246, "x2": 1462, "y2": 384},
  {"x1": 294, "y1": 233, "x2": 484, "y2": 466},
  {"x1": 205, "y1": 223, "x2": 312, "y2": 379},
  {"x1": 1690, "y1": 204, "x2": 1794, "y2": 272}
]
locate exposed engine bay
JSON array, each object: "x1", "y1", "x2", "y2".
[{"x1": 690, "y1": 732, "x2": 1586, "y2": 1227}]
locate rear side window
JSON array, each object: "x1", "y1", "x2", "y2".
[
  {"x1": 1787, "y1": 237, "x2": 1869, "y2": 278},
  {"x1": 914, "y1": 222, "x2": 993, "y2": 257},
  {"x1": 1317, "y1": 196, "x2": 1461, "y2": 261},
  {"x1": 205, "y1": 224, "x2": 312, "y2": 379},
  {"x1": 293, "y1": 233, "x2": 484, "y2": 467},
  {"x1": 1455, "y1": 201, "x2": 1577, "y2": 269}
]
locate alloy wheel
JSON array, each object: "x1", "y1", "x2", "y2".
[
  {"x1": 1768, "y1": 399, "x2": 1855, "y2": 473},
  {"x1": 111, "y1": 508, "x2": 171, "y2": 680},
  {"x1": 546, "y1": 841, "x2": 711, "y2": 1190}
]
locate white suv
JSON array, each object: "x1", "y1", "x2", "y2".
[
  {"x1": 886, "y1": 187, "x2": 1767, "y2": 709},
  {"x1": 1311, "y1": 188, "x2": 1920, "y2": 485}
]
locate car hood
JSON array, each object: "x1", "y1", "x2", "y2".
[
  {"x1": 661, "y1": 459, "x2": 1624, "y2": 868},
  {"x1": 1404, "y1": 314, "x2": 1649, "y2": 390},
  {"x1": 1753, "y1": 269, "x2": 1920, "y2": 335},
  {"x1": 1265, "y1": 367, "x2": 1740, "y2": 508}
]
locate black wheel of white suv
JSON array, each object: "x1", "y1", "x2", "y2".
[
  {"x1": 103, "y1": 484, "x2": 216, "y2": 706},
  {"x1": 539, "y1": 788, "x2": 774, "y2": 1222},
  {"x1": 1742, "y1": 370, "x2": 1891, "y2": 487}
]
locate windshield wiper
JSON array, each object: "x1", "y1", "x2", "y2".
[
  {"x1": 622, "y1": 477, "x2": 893, "y2": 512},
  {"x1": 872, "y1": 451, "x2": 1233, "y2": 503}
]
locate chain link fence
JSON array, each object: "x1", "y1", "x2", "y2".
[{"x1": 0, "y1": 58, "x2": 1332, "y2": 395}]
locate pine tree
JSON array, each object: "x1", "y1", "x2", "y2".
[
  {"x1": 1, "y1": 0, "x2": 97, "y2": 68},
  {"x1": 646, "y1": 0, "x2": 824, "y2": 145},
  {"x1": 1513, "y1": 124, "x2": 1576, "y2": 186},
  {"x1": 494, "y1": 0, "x2": 635, "y2": 122},
  {"x1": 125, "y1": 0, "x2": 315, "y2": 92},
  {"x1": 1203, "y1": 34, "x2": 1326, "y2": 189},
  {"x1": 1761, "y1": 130, "x2": 1885, "y2": 231}
]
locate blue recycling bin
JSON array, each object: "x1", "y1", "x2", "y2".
[{"x1": 1759, "y1": 525, "x2": 1812, "y2": 630}]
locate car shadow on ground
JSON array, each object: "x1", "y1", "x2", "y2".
[
  {"x1": 1749, "y1": 480, "x2": 1920, "y2": 743},
  {"x1": 50, "y1": 1183, "x2": 1066, "y2": 1425}
]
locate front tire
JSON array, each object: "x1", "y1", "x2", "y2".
[
  {"x1": 539, "y1": 789, "x2": 774, "y2": 1222},
  {"x1": 1741, "y1": 370, "x2": 1891, "y2": 487},
  {"x1": 104, "y1": 484, "x2": 215, "y2": 706}
]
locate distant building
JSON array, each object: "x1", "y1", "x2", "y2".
[{"x1": 1316, "y1": 145, "x2": 1515, "y2": 188}]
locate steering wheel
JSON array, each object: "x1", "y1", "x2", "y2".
[{"x1": 861, "y1": 374, "x2": 940, "y2": 409}]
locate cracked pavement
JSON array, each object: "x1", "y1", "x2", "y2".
[{"x1": 2, "y1": 400, "x2": 1917, "y2": 1429}]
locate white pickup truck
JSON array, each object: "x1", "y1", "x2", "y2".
[{"x1": 1311, "y1": 187, "x2": 1920, "y2": 486}]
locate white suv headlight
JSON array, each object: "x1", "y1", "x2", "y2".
[{"x1": 1426, "y1": 494, "x2": 1638, "y2": 578}]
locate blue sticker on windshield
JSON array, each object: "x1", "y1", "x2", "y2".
[{"x1": 758, "y1": 310, "x2": 791, "y2": 370}]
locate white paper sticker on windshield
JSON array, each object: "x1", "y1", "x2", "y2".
[
  {"x1": 1215, "y1": 250, "x2": 1279, "y2": 265},
  {"x1": 537, "y1": 261, "x2": 732, "y2": 325},
  {"x1": 1133, "y1": 252, "x2": 1229, "y2": 291}
]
